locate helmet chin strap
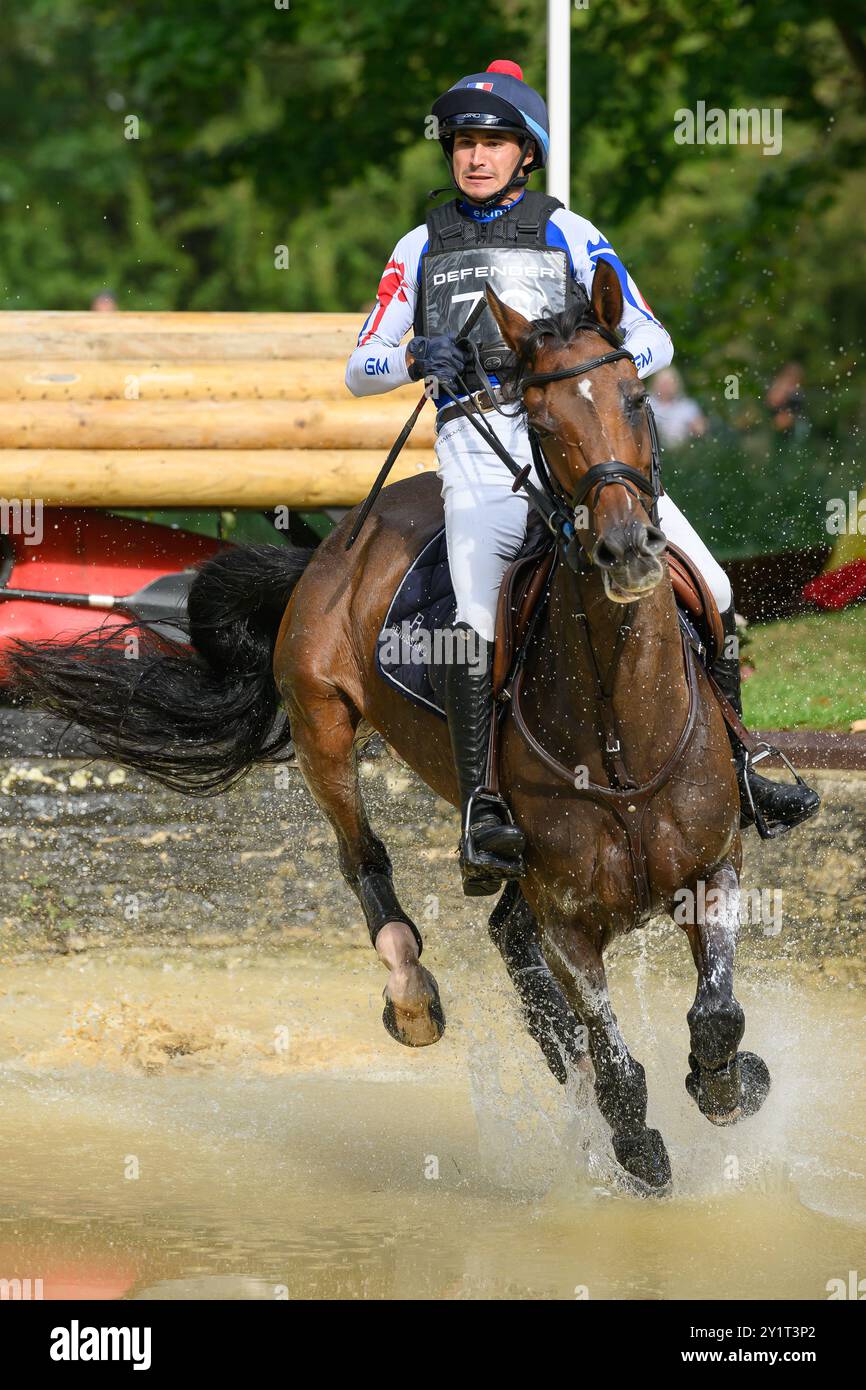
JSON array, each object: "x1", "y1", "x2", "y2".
[{"x1": 428, "y1": 135, "x2": 533, "y2": 207}]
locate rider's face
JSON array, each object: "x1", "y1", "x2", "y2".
[{"x1": 451, "y1": 130, "x2": 533, "y2": 202}]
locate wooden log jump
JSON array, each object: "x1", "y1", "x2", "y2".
[
  {"x1": 0, "y1": 361, "x2": 358, "y2": 402},
  {"x1": 0, "y1": 312, "x2": 436, "y2": 506}
]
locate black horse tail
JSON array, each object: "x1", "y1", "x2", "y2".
[{"x1": 7, "y1": 542, "x2": 314, "y2": 795}]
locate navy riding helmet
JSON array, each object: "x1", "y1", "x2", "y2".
[{"x1": 430, "y1": 59, "x2": 550, "y2": 208}]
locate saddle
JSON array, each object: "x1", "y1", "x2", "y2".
[{"x1": 375, "y1": 512, "x2": 725, "y2": 718}]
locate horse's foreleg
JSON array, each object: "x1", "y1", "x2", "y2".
[
  {"x1": 488, "y1": 884, "x2": 589, "y2": 1085},
  {"x1": 287, "y1": 684, "x2": 444, "y2": 1047},
  {"x1": 683, "y1": 860, "x2": 770, "y2": 1124},
  {"x1": 544, "y1": 921, "x2": 672, "y2": 1193}
]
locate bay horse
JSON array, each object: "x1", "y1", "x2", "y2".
[{"x1": 9, "y1": 262, "x2": 771, "y2": 1194}]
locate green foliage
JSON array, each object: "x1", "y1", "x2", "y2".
[
  {"x1": 660, "y1": 433, "x2": 860, "y2": 560},
  {"x1": 0, "y1": 0, "x2": 525, "y2": 307},
  {"x1": 0, "y1": 0, "x2": 863, "y2": 453}
]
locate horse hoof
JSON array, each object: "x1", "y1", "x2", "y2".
[
  {"x1": 612, "y1": 1128, "x2": 672, "y2": 1195},
  {"x1": 738, "y1": 1051, "x2": 771, "y2": 1117},
  {"x1": 381, "y1": 968, "x2": 445, "y2": 1048},
  {"x1": 686, "y1": 1051, "x2": 771, "y2": 1125}
]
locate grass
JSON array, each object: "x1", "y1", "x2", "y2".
[{"x1": 741, "y1": 604, "x2": 866, "y2": 730}]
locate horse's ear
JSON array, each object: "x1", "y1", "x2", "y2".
[
  {"x1": 484, "y1": 283, "x2": 534, "y2": 353},
  {"x1": 590, "y1": 259, "x2": 623, "y2": 334}
]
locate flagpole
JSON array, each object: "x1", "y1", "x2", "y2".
[{"x1": 546, "y1": 0, "x2": 571, "y2": 208}]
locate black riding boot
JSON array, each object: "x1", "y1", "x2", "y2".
[
  {"x1": 443, "y1": 621, "x2": 526, "y2": 896},
  {"x1": 712, "y1": 604, "x2": 820, "y2": 835}
]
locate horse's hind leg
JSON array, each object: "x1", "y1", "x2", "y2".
[
  {"x1": 544, "y1": 922, "x2": 672, "y2": 1194},
  {"x1": 682, "y1": 860, "x2": 770, "y2": 1124},
  {"x1": 488, "y1": 884, "x2": 590, "y2": 1086},
  {"x1": 286, "y1": 682, "x2": 444, "y2": 1047}
]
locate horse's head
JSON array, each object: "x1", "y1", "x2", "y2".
[{"x1": 486, "y1": 264, "x2": 666, "y2": 603}]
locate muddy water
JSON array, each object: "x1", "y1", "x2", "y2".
[{"x1": 0, "y1": 753, "x2": 864, "y2": 1300}]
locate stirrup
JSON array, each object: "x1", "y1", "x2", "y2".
[
  {"x1": 463, "y1": 789, "x2": 525, "y2": 851},
  {"x1": 463, "y1": 788, "x2": 519, "y2": 833},
  {"x1": 459, "y1": 789, "x2": 526, "y2": 895},
  {"x1": 740, "y1": 742, "x2": 819, "y2": 840}
]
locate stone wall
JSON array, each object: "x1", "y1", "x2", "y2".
[{"x1": 1, "y1": 750, "x2": 862, "y2": 978}]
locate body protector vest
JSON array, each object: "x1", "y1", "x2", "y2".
[{"x1": 414, "y1": 190, "x2": 583, "y2": 393}]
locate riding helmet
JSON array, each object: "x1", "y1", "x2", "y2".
[{"x1": 431, "y1": 59, "x2": 550, "y2": 178}]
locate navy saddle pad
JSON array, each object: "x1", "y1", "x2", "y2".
[{"x1": 375, "y1": 526, "x2": 456, "y2": 721}]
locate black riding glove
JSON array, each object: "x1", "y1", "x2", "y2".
[{"x1": 406, "y1": 334, "x2": 470, "y2": 387}]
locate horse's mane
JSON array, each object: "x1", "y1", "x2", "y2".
[{"x1": 505, "y1": 289, "x2": 622, "y2": 397}]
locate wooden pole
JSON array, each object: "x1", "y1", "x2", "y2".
[
  {"x1": 0, "y1": 312, "x2": 364, "y2": 360},
  {"x1": 0, "y1": 399, "x2": 435, "y2": 449},
  {"x1": 0, "y1": 448, "x2": 436, "y2": 508},
  {"x1": 0, "y1": 359, "x2": 373, "y2": 401}
]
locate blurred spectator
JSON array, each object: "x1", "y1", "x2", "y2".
[
  {"x1": 648, "y1": 367, "x2": 707, "y2": 447},
  {"x1": 90, "y1": 289, "x2": 118, "y2": 312},
  {"x1": 765, "y1": 360, "x2": 809, "y2": 442}
]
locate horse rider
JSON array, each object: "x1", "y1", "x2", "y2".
[{"x1": 345, "y1": 59, "x2": 820, "y2": 895}]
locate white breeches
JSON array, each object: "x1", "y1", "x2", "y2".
[{"x1": 434, "y1": 406, "x2": 733, "y2": 643}]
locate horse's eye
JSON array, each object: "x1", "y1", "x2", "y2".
[
  {"x1": 527, "y1": 405, "x2": 557, "y2": 436},
  {"x1": 529, "y1": 419, "x2": 553, "y2": 439}
]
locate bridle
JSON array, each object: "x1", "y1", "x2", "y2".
[
  {"x1": 346, "y1": 303, "x2": 662, "y2": 563},
  {"x1": 444, "y1": 324, "x2": 662, "y2": 574}
]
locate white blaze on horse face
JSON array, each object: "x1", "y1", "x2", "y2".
[{"x1": 574, "y1": 372, "x2": 616, "y2": 459}]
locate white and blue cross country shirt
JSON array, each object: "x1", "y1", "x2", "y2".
[{"x1": 345, "y1": 190, "x2": 673, "y2": 413}]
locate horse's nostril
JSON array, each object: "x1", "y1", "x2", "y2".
[
  {"x1": 594, "y1": 539, "x2": 621, "y2": 569},
  {"x1": 644, "y1": 526, "x2": 668, "y2": 556}
]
